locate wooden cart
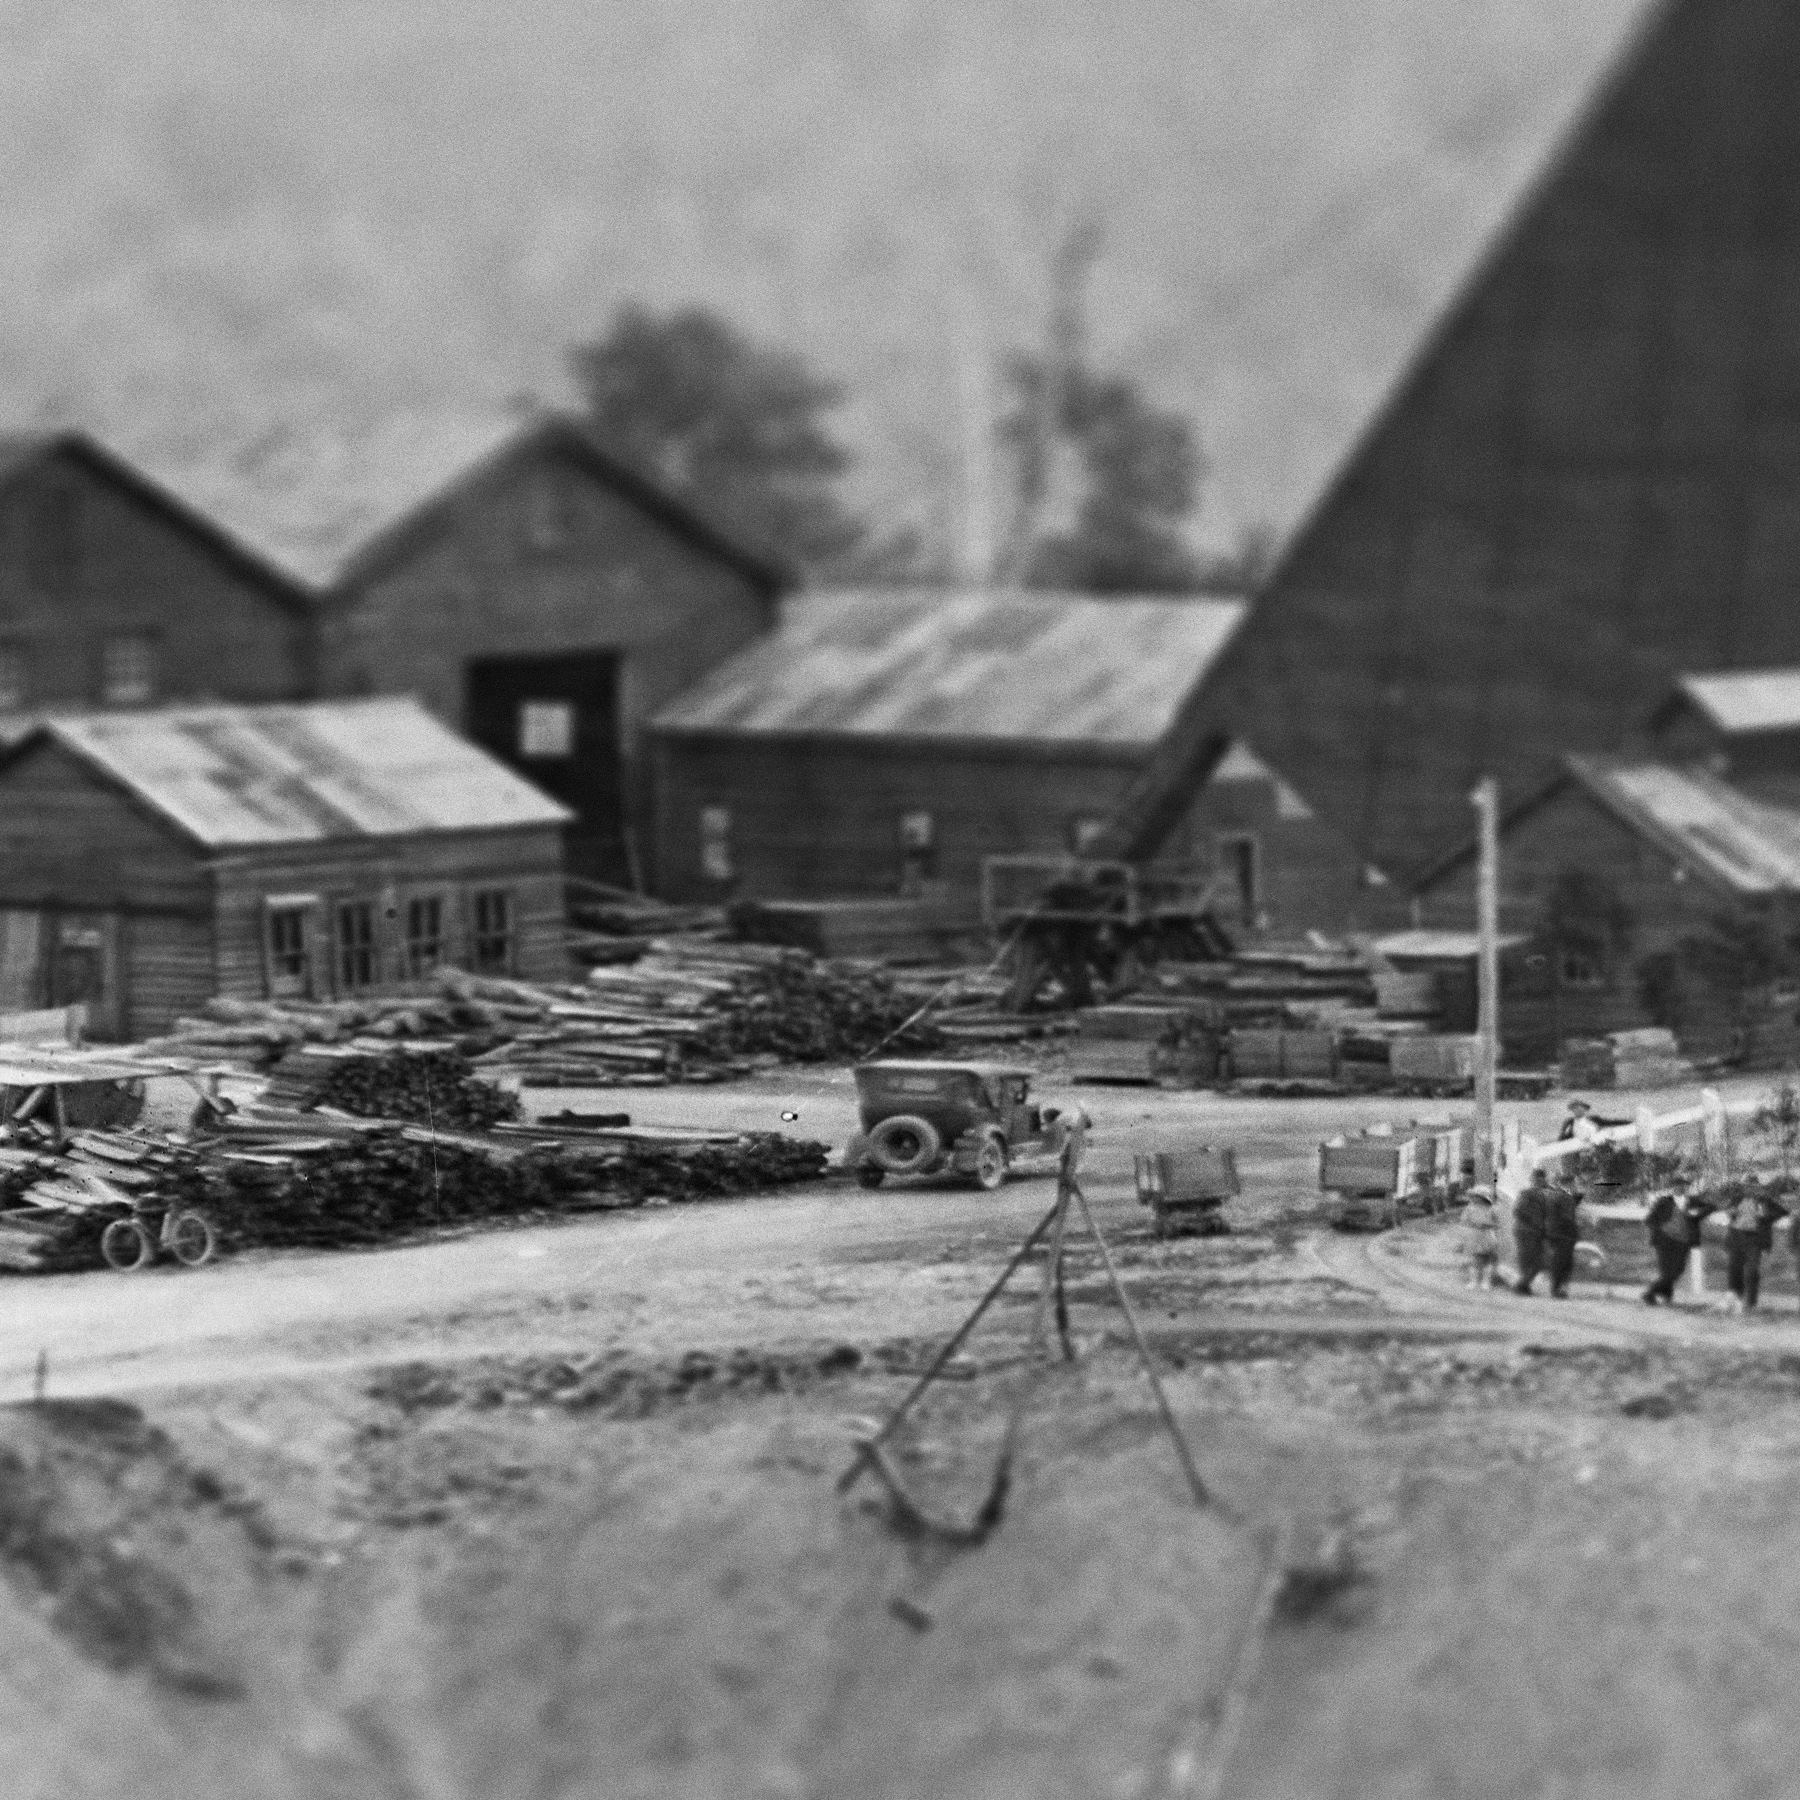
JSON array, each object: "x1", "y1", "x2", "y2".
[{"x1": 1134, "y1": 1146, "x2": 1239, "y2": 1237}]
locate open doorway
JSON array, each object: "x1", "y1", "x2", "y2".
[{"x1": 464, "y1": 651, "x2": 629, "y2": 883}]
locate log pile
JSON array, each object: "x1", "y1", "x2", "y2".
[
  {"x1": 0, "y1": 1102, "x2": 831, "y2": 1272},
  {"x1": 135, "y1": 940, "x2": 943, "y2": 1087}
]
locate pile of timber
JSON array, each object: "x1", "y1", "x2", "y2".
[
  {"x1": 0, "y1": 1100, "x2": 831, "y2": 1272},
  {"x1": 136, "y1": 941, "x2": 943, "y2": 1087},
  {"x1": 1561, "y1": 1028, "x2": 1694, "y2": 1091}
]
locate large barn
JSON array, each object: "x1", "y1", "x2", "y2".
[
  {"x1": 648, "y1": 588, "x2": 1384, "y2": 934},
  {"x1": 315, "y1": 415, "x2": 786, "y2": 886},
  {"x1": 1102, "y1": 0, "x2": 1800, "y2": 906}
]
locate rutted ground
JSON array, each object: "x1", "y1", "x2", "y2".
[{"x1": 6, "y1": 1073, "x2": 1800, "y2": 1798}]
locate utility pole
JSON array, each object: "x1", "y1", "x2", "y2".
[{"x1": 1473, "y1": 777, "x2": 1500, "y2": 1187}]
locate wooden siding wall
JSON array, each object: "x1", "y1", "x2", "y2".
[
  {"x1": 124, "y1": 914, "x2": 216, "y2": 1039},
  {"x1": 1417, "y1": 782, "x2": 1765, "y2": 1056},
  {"x1": 650, "y1": 733, "x2": 1386, "y2": 935},
  {"x1": 318, "y1": 444, "x2": 774, "y2": 842},
  {"x1": 210, "y1": 826, "x2": 567, "y2": 1001},
  {"x1": 0, "y1": 451, "x2": 310, "y2": 708},
  {"x1": 0, "y1": 742, "x2": 210, "y2": 912}
]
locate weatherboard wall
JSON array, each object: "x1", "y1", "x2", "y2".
[
  {"x1": 0, "y1": 444, "x2": 312, "y2": 712},
  {"x1": 649, "y1": 730, "x2": 1387, "y2": 934}
]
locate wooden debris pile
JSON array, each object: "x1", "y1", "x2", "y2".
[
  {"x1": 135, "y1": 941, "x2": 942, "y2": 1086},
  {"x1": 0, "y1": 1101, "x2": 831, "y2": 1273}
]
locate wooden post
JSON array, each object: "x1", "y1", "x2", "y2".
[{"x1": 1473, "y1": 777, "x2": 1500, "y2": 1188}]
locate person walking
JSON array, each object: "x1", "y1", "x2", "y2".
[
  {"x1": 1642, "y1": 1175, "x2": 1706, "y2": 1305},
  {"x1": 1543, "y1": 1177, "x2": 1587, "y2": 1299},
  {"x1": 1512, "y1": 1167, "x2": 1552, "y2": 1295},
  {"x1": 1459, "y1": 1184, "x2": 1502, "y2": 1289},
  {"x1": 1725, "y1": 1178, "x2": 1790, "y2": 1315}
]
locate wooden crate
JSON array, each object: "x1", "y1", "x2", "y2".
[{"x1": 1071, "y1": 1039, "x2": 1161, "y2": 1084}]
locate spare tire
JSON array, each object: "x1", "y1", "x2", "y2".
[{"x1": 868, "y1": 1114, "x2": 942, "y2": 1175}]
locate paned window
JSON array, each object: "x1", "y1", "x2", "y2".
[
  {"x1": 899, "y1": 810, "x2": 937, "y2": 891},
  {"x1": 100, "y1": 632, "x2": 156, "y2": 706},
  {"x1": 700, "y1": 805, "x2": 733, "y2": 881},
  {"x1": 1216, "y1": 832, "x2": 1259, "y2": 918},
  {"x1": 1068, "y1": 816, "x2": 1109, "y2": 856},
  {"x1": 336, "y1": 900, "x2": 378, "y2": 992},
  {"x1": 470, "y1": 888, "x2": 515, "y2": 973},
  {"x1": 518, "y1": 699, "x2": 575, "y2": 759},
  {"x1": 266, "y1": 906, "x2": 312, "y2": 999},
  {"x1": 405, "y1": 896, "x2": 445, "y2": 978}
]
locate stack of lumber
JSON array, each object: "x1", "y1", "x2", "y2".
[
  {"x1": 135, "y1": 941, "x2": 942, "y2": 1087},
  {"x1": 1562, "y1": 1029, "x2": 1694, "y2": 1091},
  {"x1": 1071, "y1": 1002, "x2": 1220, "y2": 1086},
  {"x1": 0, "y1": 1094, "x2": 832, "y2": 1272},
  {"x1": 1607, "y1": 1027, "x2": 1693, "y2": 1089},
  {"x1": 727, "y1": 897, "x2": 975, "y2": 963}
]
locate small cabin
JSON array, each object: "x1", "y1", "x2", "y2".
[{"x1": 0, "y1": 697, "x2": 570, "y2": 1040}]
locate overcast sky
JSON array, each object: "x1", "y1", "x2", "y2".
[{"x1": 0, "y1": 0, "x2": 1650, "y2": 581}]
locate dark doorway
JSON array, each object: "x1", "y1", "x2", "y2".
[{"x1": 465, "y1": 651, "x2": 628, "y2": 882}]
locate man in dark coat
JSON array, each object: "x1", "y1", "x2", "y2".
[
  {"x1": 1543, "y1": 1178, "x2": 1586, "y2": 1298},
  {"x1": 1725, "y1": 1179, "x2": 1790, "y2": 1313},
  {"x1": 1512, "y1": 1169, "x2": 1552, "y2": 1295},
  {"x1": 1643, "y1": 1176, "x2": 1704, "y2": 1305}
]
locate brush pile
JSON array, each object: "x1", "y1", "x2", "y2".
[
  {"x1": 136, "y1": 938, "x2": 941, "y2": 1086},
  {"x1": 260, "y1": 1047, "x2": 521, "y2": 1128}
]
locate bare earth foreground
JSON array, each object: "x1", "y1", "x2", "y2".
[{"x1": 5, "y1": 1072, "x2": 1800, "y2": 1800}]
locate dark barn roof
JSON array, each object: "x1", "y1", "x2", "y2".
[
  {"x1": 326, "y1": 414, "x2": 790, "y2": 601},
  {"x1": 1105, "y1": 0, "x2": 1800, "y2": 884},
  {"x1": 0, "y1": 430, "x2": 316, "y2": 612}
]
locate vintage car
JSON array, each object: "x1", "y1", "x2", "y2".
[{"x1": 844, "y1": 1060, "x2": 1083, "y2": 1191}]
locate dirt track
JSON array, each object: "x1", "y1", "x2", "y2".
[{"x1": 8, "y1": 1069, "x2": 1800, "y2": 1799}]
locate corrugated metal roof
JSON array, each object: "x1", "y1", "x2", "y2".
[
  {"x1": 1678, "y1": 669, "x2": 1800, "y2": 735},
  {"x1": 652, "y1": 588, "x2": 1246, "y2": 744},
  {"x1": 28, "y1": 698, "x2": 571, "y2": 848},
  {"x1": 1372, "y1": 930, "x2": 1528, "y2": 962},
  {"x1": 1568, "y1": 755, "x2": 1800, "y2": 894}
]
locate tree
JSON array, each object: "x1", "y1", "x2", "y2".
[
  {"x1": 997, "y1": 354, "x2": 1208, "y2": 593},
  {"x1": 568, "y1": 305, "x2": 874, "y2": 576}
]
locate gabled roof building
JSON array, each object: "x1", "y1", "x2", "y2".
[{"x1": 0, "y1": 698, "x2": 569, "y2": 1039}]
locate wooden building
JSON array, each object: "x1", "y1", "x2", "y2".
[
  {"x1": 648, "y1": 589, "x2": 1388, "y2": 935},
  {"x1": 315, "y1": 415, "x2": 785, "y2": 885},
  {"x1": 1415, "y1": 755, "x2": 1800, "y2": 1060},
  {"x1": 1648, "y1": 670, "x2": 1800, "y2": 804},
  {"x1": 1097, "y1": 0, "x2": 1800, "y2": 896},
  {"x1": 0, "y1": 698, "x2": 569, "y2": 1040},
  {"x1": 0, "y1": 431, "x2": 316, "y2": 725}
]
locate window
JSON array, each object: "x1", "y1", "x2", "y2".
[
  {"x1": 1560, "y1": 948, "x2": 1605, "y2": 989},
  {"x1": 336, "y1": 900, "x2": 378, "y2": 992},
  {"x1": 700, "y1": 805, "x2": 733, "y2": 881},
  {"x1": 100, "y1": 633, "x2": 156, "y2": 706},
  {"x1": 899, "y1": 809, "x2": 937, "y2": 892},
  {"x1": 265, "y1": 905, "x2": 312, "y2": 999},
  {"x1": 518, "y1": 699, "x2": 575, "y2": 759},
  {"x1": 1216, "y1": 832, "x2": 1259, "y2": 919},
  {"x1": 406, "y1": 896, "x2": 445, "y2": 978},
  {"x1": 470, "y1": 888, "x2": 515, "y2": 973},
  {"x1": 1068, "y1": 816, "x2": 1109, "y2": 856},
  {"x1": 0, "y1": 642, "x2": 28, "y2": 712}
]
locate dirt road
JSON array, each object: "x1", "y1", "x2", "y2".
[{"x1": 7, "y1": 1070, "x2": 1800, "y2": 1800}]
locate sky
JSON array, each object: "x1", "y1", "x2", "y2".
[{"x1": 0, "y1": 0, "x2": 1652, "y2": 583}]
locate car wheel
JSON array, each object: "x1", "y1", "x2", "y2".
[
  {"x1": 869, "y1": 1114, "x2": 943, "y2": 1176},
  {"x1": 855, "y1": 1165, "x2": 887, "y2": 1190},
  {"x1": 973, "y1": 1134, "x2": 1008, "y2": 1192}
]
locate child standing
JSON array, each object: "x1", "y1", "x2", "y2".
[{"x1": 1459, "y1": 1184, "x2": 1502, "y2": 1289}]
